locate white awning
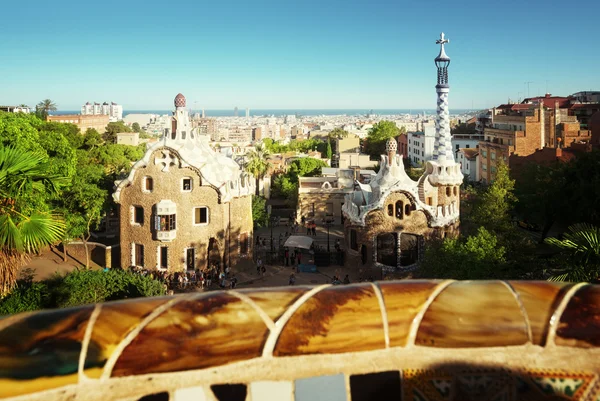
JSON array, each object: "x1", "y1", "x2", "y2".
[{"x1": 284, "y1": 235, "x2": 313, "y2": 250}]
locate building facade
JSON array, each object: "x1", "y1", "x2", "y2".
[
  {"x1": 46, "y1": 114, "x2": 109, "y2": 133},
  {"x1": 457, "y1": 148, "x2": 479, "y2": 182},
  {"x1": 342, "y1": 33, "x2": 463, "y2": 274},
  {"x1": 0, "y1": 105, "x2": 30, "y2": 113},
  {"x1": 113, "y1": 94, "x2": 254, "y2": 272},
  {"x1": 81, "y1": 102, "x2": 123, "y2": 122}
]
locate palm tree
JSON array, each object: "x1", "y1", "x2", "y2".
[
  {"x1": 545, "y1": 223, "x2": 600, "y2": 282},
  {"x1": 35, "y1": 99, "x2": 57, "y2": 119},
  {"x1": 0, "y1": 146, "x2": 66, "y2": 295},
  {"x1": 246, "y1": 144, "x2": 271, "y2": 196}
]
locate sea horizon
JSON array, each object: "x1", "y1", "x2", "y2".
[{"x1": 50, "y1": 108, "x2": 478, "y2": 118}]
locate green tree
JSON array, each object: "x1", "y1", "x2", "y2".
[
  {"x1": 246, "y1": 144, "x2": 271, "y2": 196},
  {"x1": 252, "y1": 195, "x2": 268, "y2": 228},
  {"x1": 329, "y1": 127, "x2": 349, "y2": 139},
  {"x1": 104, "y1": 121, "x2": 131, "y2": 143},
  {"x1": 470, "y1": 161, "x2": 516, "y2": 233},
  {"x1": 420, "y1": 227, "x2": 506, "y2": 280},
  {"x1": 35, "y1": 99, "x2": 57, "y2": 120},
  {"x1": 83, "y1": 128, "x2": 103, "y2": 150},
  {"x1": 131, "y1": 122, "x2": 141, "y2": 133},
  {"x1": 545, "y1": 223, "x2": 600, "y2": 282},
  {"x1": 366, "y1": 121, "x2": 400, "y2": 159},
  {"x1": 286, "y1": 157, "x2": 327, "y2": 183},
  {"x1": 326, "y1": 139, "x2": 333, "y2": 160},
  {"x1": 0, "y1": 146, "x2": 66, "y2": 295}
]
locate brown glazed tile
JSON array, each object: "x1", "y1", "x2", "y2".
[
  {"x1": 555, "y1": 284, "x2": 600, "y2": 348},
  {"x1": 509, "y1": 281, "x2": 573, "y2": 346},
  {"x1": 379, "y1": 280, "x2": 442, "y2": 347},
  {"x1": 273, "y1": 283, "x2": 385, "y2": 356},
  {"x1": 415, "y1": 281, "x2": 529, "y2": 347},
  {"x1": 84, "y1": 297, "x2": 174, "y2": 378},
  {"x1": 111, "y1": 292, "x2": 269, "y2": 376},
  {"x1": 0, "y1": 306, "x2": 93, "y2": 398},
  {"x1": 239, "y1": 286, "x2": 310, "y2": 322}
]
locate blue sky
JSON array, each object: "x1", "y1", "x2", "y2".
[{"x1": 1, "y1": 0, "x2": 599, "y2": 110}]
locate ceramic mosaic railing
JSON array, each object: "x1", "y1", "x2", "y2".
[{"x1": 2, "y1": 280, "x2": 600, "y2": 401}]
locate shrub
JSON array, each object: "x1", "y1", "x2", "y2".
[{"x1": 0, "y1": 269, "x2": 166, "y2": 315}]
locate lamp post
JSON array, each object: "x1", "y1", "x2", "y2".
[{"x1": 324, "y1": 219, "x2": 333, "y2": 252}]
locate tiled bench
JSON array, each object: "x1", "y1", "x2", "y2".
[{"x1": 1, "y1": 280, "x2": 599, "y2": 400}]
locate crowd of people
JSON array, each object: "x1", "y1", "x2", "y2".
[{"x1": 128, "y1": 264, "x2": 238, "y2": 293}]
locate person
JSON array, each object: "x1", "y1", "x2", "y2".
[
  {"x1": 284, "y1": 248, "x2": 289, "y2": 266},
  {"x1": 296, "y1": 251, "x2": 301, "y2": 266},
  {"x1": 256, "y1": 235, "x2": 261, "y2": 246},
  {"x1": 306, "y1": 223, "x2": 311, "y2": 235},
  {"x1": 289, "y1": 273, "x2": 296, "y2": 285},
  {"x1": 256, "y1": 257, "x2": 263, "y2": 274},
  {"x1": 343, "y1": 274, "x2": 350, "y2": 284},
  {"x1": 311, "y1": 222, "x2": 317, "y2": 236},
  {"x1": 261, "y1": 265, "x2": 266, "y2": 276},
  {"x1": 290, "y1": 250, "x2": 295, "y2": 267},
  {"x1": 301, "y1": 215, "x2": 306, "y2": 226},
  {"x1": 335, "y1": 239, "x2": 341, "y2": 251},
  {"x1": 225, "y1": 265, "x2": 231, "y2": 278},
  {"x1": 230, "y1": 275, "x2": 238, "y2": 289}
]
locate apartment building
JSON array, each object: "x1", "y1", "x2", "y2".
[
  {"x1": 81, "y1": 102, "x2": 123, "y2": 122},
  {"x1": 47, "y1": 114, "x2": 110, "y2": 133}
]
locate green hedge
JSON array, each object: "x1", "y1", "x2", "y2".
[{"x1": 0, "y1": 269, "x2": 165, "y2": 316}]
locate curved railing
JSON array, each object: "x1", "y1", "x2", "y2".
[{"x1": 1, "y1": 280, "x2": 600, "y2": 401}]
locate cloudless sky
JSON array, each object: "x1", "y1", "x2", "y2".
[{"x1": 1, "y1": 0, "x2": 599, "y2": 110}]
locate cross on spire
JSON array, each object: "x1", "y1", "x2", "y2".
[{"x1": 436, "y1": 32, "x2": 449, "y2": 46}]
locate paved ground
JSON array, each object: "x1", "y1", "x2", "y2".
[{"x1": 20, "y1": 248, "x2": 96, "y2": 281}]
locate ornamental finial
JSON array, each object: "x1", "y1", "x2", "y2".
[{"x1": 436, "y1": 32, "x2": 449, "y2": 46}]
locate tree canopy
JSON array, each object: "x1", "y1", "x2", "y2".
[
  {"x1": 35, "y1": 99, "x2": 57, "y2": 120},
  {"x1": 365, "y1": 121, "x2": 403, "y2": 159}
]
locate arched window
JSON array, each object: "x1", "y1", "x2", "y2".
[
  {"x1": 446, "y1": 187, "x2": 451, "y2": 197},
  {"x1": 405, "y1": 203, "x2": 411, "y2": 216},
  {"x1": 387, "y1": 204, "x2": 394, "y2": 216},
  {"x1": 395, "y1": 201, "x2": 403, "y2": 219},
  {"x1": 453, "y1": 186, "x2": 457, "y2": 196}
]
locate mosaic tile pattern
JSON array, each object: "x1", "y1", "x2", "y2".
[{"x1": 0, "y1": 281, "x2": 599, "y2": 400}]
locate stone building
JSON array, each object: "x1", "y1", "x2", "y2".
[
  {"x1": 113, "y1": 93, "x2": 254, "y2": 272},
  {"x1": 46, "y1": 114, "x2": 110, "y2": 134},
  {"x1": 342, "y1": 33, "x2": 463, "y2": 274}
]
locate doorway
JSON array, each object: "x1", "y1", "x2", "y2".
[{"x1": 186, "y1": 248, "x2": 195, "y2": 271}]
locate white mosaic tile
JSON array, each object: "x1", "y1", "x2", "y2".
[
  {"x1": 295, "y1": 374, "x2": 347, "y2": 401},
  {"x1": 250, "y1": 381, "x2": 293, "y2": 401},
  {"x1": 174, "y1": 386, "x2": 207, "y2": 401}
]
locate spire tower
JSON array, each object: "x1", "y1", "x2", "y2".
[{"x1": 432, "y1": 32, "x2": 453, "y2": 163}]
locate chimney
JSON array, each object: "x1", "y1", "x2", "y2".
[{"x1": 385, "y1": 138, "x2": 397, "y2": 166}]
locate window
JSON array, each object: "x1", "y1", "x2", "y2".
[
  {"x1": 134, "y1": 244, "x2": 144, "y2": 267},
  {"x1": 508, "y1": 139, "x2": 513, "y2": 146},
  {"x1": 350, "y1": 229, "x2": 358, "y2": 251},
  {"x1": 155, "y1": 214, "x2": 176, "y2": 231},
  {"x1": 455, "y1": 144, "x2": 459, "y2": 151},
  {"x1": 482, "y1": 164, "x2": 488, "y2": 171},
  {"x1": 427, "y1": 197, "x2": 433, "y2": 206},
  {"x1": 132, "y1": 206, "x2": 144, "y2": 225},
  {"x1": 482, "y1": 150, "x2": 487, "y2": 157},
  {"x1": 240, "y1": 233, "x2": 249, "y2": 255},
  {"x1": 144, "y1": 177, "x2": 153, "y2": 192},
  {"x1": 377, "y1": 233, "x2": 397, "y2": 267},
  {"x1": 400, "y1": 233, "x2": 419, "y2": 266},
  {"x1": 491, "y1": 152, "x2": 496, "y2": 160},
  {"x1": 185, "y1": 248, "x2": 195, "y2": 271},
  {"x1": 466, "y1": 144, "x2": 470, "y2": 148},
  {"x1": 159, "y1": 246, "x2": 168, "y2": 269},
  {"x1": 446, "y1": 187, "x2": 451, "y2": 197},
  {"x1": 182, "y1": 178, "x2": 192, "y2": 191},
  {"x1": 404, "y1": 204, "x2": 411, "y2": 216},
  {"x1": 491, "y1": 166, "x2": 497, "y2": 174},
  {"x1": 387, "y1": 204, "x2": 394, "y2": 216},
  {"x1": 395, "y1": 201, "x2": 403, "y2": 219},
  {"x1": 194, "y1": 207, "x2": 209, "y2": 225},
  {"x1": 453, "y1": 187, "x2": 458, "y2": 196}
]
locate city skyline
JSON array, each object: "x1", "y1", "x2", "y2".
[{"x1": 1, "y1": 0, "x2": 599, "y2": 110}]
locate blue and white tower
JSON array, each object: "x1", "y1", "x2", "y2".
[
  {"x1": 433, "y1": 32, "x2": 452, "y2": 162},
  {"x1": 425, "y1": 33, "x2": 463, "y2": 224}
]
